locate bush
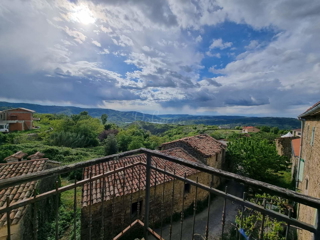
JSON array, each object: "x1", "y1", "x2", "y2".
[{"x1": 48, "y1": 131, "x2": 98, "y2": 148}]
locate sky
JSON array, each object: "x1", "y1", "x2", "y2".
[{"x1": 0, "y1": 0, "x2": 319, "y2": 117}]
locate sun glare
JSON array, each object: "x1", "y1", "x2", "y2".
[{"x1": 71, "y1": 5, "x2": 95, "y2": 25}]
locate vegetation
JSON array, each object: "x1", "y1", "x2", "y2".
[
  {"x1": 227, "y1": 133, "x2": 290, "y2": 184},
  {"x1": 0, "y1": 109, "x2": 296, "y2": 239},
  {"x1": 0, "y1": 101, "x2": 300, "y2": 128}
]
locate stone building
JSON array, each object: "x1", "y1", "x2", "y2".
[
  {"x1": 296, "y1": 101, "x2": 320, "y2": 240},
  {"x1": 275, "y1": 136, "x2": 298, "y2": 159},
  {"x1": 4, "y1": 151, "x2": 28, "y2": 163},
  {"x1": 0, "y1": 108, "x2": 35, "y2": 132},
  {"x1": 0, "y1": 158, "x2": 59, "y2": 240},
  {"x1": 160, "y1": 134, "x2": 226, "y2": 169},
  {"x1": 81, "y1": 135, "x2": 225, "y2": 239}
]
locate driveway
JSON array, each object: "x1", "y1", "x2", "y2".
[{"x1": 152, "y1": 180, "x2": 244, "y2": 240}]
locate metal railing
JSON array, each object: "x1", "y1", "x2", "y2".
[{"x1": 0, "y1": 148, "x2": 320, "y2": 240}]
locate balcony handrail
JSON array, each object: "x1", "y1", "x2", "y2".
[
  {"x1": 0, "y1": 148, "x2": 143, "y2": 190},
  {"x1": 141, "y1": 148, "x2": 320, "y2": 209},
  {"x1": 1, "y1": 148, "x2": 320, "y2": 239},
  {"x1": 1, "y1": 147, "x2": 320, "y2": 209}
]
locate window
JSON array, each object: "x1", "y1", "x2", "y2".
[
  {"x1": 131, "y1": 200, "x2": 142, "y2": 218},
  {"x1": 305, "y1": 179, "x2": 309, "y2": 190},
  {"x1": 10, "y1": 115, "x2": 17, "y2": 120},
  {"x1": 311, "y1": 127, "x2": 315, "y2": 146},
  {"x1": 298, "y1": 158, "x2": 305, "y2": 182},
  {"x1": 184, "y1": 183, "x2": 191, "y2": 194},
  {"x1": 0, "y1": 125, "x2": 3, "y2": 129}
]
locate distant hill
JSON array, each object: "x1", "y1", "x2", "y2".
[
  {"x1": 0, "y1": 101, "x2": 300, "y2": 129},
  {"x1": 0, "y1": 101, "x2": 161, "y2": 123}
]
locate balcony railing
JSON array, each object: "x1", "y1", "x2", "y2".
[{"x1": 1, "y1": 148, "x2": 320, "y2": 240}]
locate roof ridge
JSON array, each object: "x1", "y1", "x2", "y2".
[{"x1": 0, "y1": 158, "x2": 48, "y2": 165}]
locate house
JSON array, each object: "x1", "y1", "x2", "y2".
[
  {"x1": 241, "y1": 126, "x2": 260, "y2": 134},
  {"x1": 292, "y1": 129, "x2": 302, "y2": 137},
  {"x1": 0, "y1": 157, "x2": 59, "y2": 240},
  {"x1": 81, "y1": 135, "x2": 226, "y2": 239},
  {"x1": 295, "y1": 101, "x2": 320, "y2": 240},
  {"x1": 0, "y1": 108, "x2": 35, "y2": 132},
  {"x1": 4, "y1": 151, "x2": 27, "y2": 163},
  {"x1": 159, "y1": 134, "x2": 226, "y2": 170}
]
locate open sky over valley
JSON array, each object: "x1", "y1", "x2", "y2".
[{"x1": 0, "y1": 0, "x2": 319, "y2": 117}]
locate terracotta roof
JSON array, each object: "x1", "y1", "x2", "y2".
[
  {"x1": 0, "y1": 159, "x2": 48, "y2": 227},
  {"x1": 82, "y1": 148, "x2": 201, "y2": 207},
  {"x1": 242, "y1": 126, "x2": 258, "y2": 129},
  {"x1": 292, "y1": 129, "x2": 301, "y2": 132},
  {"x1": 160, "y1": 134, "x2": 225, "y2": 157},
  {"x1": 4, "y1": 151, "x2": 27, "y2": 161},
  {"x1": 4, "y1": 108, "x2": 35, "y2": 113},
  {"x1": 28, "y1": 151, "x2": 45, "y2": 159},
  {"x1": 299, "y1": 101, "x2": 320, "y2": 118},
  {"x1": 292, "y1": 138, "x2": 301, "y2": 157}
]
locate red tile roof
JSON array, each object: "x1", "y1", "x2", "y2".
[
  {"x1": 0, "y1": 159, "x2": 48, "y2": 227},
  {"x1": 292, "y1": 138, "x2": 301, "y2": 157},
  {"x1": 4, "y1": 151, "x2": 27, "y2": 161},
  {"x1": 160, "y1": 134, "x2": 225, "y2": 157},
  {"x1": 82, "y1": 148, "x2": 201, "y2": 207},
  {"x1": 299, "y1": 101, "x2": 320, "y2": 118},
  {"x1": 28, "y1": 151, "x2": 45, "y2": 159}
]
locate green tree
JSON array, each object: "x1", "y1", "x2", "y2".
[
  {"x1": 227, "y1": 137, "x2": 289, "y2": 182},
  {"x1": 104, "y1": 134, "x2": 118, "y2": 155},
  {"x1": 101, "y1": 114, "x2": 108, "y2": 125},
  {"x1": 270, "y1": 127, "x2": 279, "y2": 134}
]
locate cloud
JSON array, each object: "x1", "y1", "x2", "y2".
[
  {"x1": 195, "y1": 35, "x2": 202, "y2": 43},
  {"x1": 92, "y1": 40, "x2": 101, "y2": 47},
  {"x1": 0, "y1": 0, "x2": 319, "y2": 116},
  {"x1": 209, "y1": 38, "x2": 233, "y2": 50}
]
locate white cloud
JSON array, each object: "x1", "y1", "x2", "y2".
[
  {"x1": 246, "y1": 40, "x2": 259, "y2": 49},
  {"x1": 209, "y1": 38, "x2": 233, "y2": 50},
  {"x1": 92, "y1": 40, "x2": 101, "y2": 47},
  {"x1": 195, "y1": 35, "x2": 202, "y2": 43},
  {"x1": 0, "y1": 0, "x2": 320, "y2": 116}
]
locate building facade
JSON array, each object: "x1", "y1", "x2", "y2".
[
  {"x1": 0, "y1": 108, "x2": 35, "y2": 132},
  {"x1": 296, "y1": 101, "x2": 320, "y2": 240}
]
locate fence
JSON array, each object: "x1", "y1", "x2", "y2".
[{"x1": 0, "y1": 148, "x2": 320, "y2": 240}]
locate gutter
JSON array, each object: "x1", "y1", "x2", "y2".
[
  {"x1": 298, "y1": 103, "x2": 320, "y2": 119},
  {"x1": 296, "y1": 118, "x2": 305, "y2": 190}
]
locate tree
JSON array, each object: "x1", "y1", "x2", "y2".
[
  {"x1": 234, "y1": 193, "x2": 291, "y2": 240},
  {"x1": 270, "y1": 127, "x2": 279, "y2": 134},
  {"x1": 104, "y1": 134, "x2": 118, "y2": 155},
  {"x1": 227, "y1": 137, "x2": 289, "y2": 183},
  {"x1": 101, "y1": 114, "x2": 108, "y2": 125}
]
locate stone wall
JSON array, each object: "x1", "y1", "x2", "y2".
[
  {"x1": 297, "y1": 115, "x2": 320, "y2": 240},
  {"x1": 275, "y1": 137, "x2": 298, "y2": 158},
  {"x1": 81, "y1": 171, "x2": 213, "y2": 240}
]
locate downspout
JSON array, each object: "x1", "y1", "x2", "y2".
[{"x1": 296, "y1": 118, "x2": 305, "y2": 190}]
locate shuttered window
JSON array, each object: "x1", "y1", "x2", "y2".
[
  {"x1": 299, "y1": 158, "x2": 305, "y2": 182},
  {"x1": 311, "y1": 127, "x2": 315, "y2": 146}
]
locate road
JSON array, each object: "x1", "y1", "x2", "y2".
[{"x1": 152, "y1": 180, "x2": 244, "y2": 240}]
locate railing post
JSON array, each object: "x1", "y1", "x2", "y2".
[
  {"x1": 314, "y1": 209, "x2": 320, "y2": 240},
  {"x1": 144, "y1": 153, "x2": 151, "y2": 240}
]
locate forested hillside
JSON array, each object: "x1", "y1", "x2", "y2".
[{"x1": 0, "y1": 101, "x2": 300, "y2": 129}]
